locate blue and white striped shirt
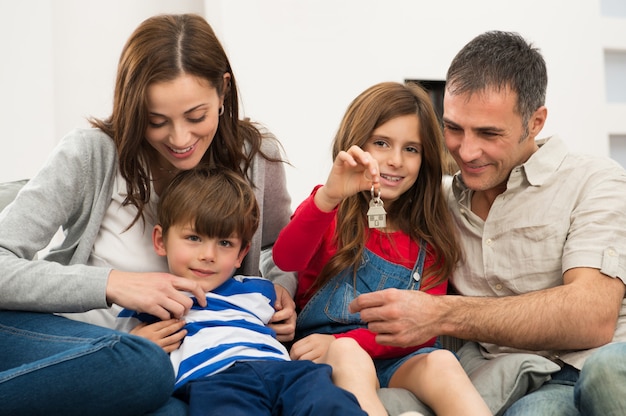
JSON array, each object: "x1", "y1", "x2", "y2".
[{"x1": 117, "y1": 275, "x2": 290, "y2": 389}]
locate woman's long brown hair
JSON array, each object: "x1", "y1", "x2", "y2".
[
  {"x1": 90, "y1": 14, "x2": 279, "y2": 226},
  {"x1": 315, "y1": 82, "x2": 460, "y2": 292}
]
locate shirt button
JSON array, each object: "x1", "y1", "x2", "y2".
[
  {"x1": 495, "y1": 284, "x2": 503, "y2": 290},
  {"x1": 609, "y1": 249, "x2": 617, "y2": 256},
  {"x1": 486, "y1": 239, "x2": 493, "y2": 246}
]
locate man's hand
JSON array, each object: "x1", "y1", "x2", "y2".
[
  {"x1": 352, "y1": 270, "x2": 626, "y2": 351},
  {"x1": 349, "y1": 288, "x2": 440, "y2": 347}
]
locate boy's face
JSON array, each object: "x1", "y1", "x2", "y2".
[{"x1": 153, "y1": 223, "x2": 249, "y2": 292}]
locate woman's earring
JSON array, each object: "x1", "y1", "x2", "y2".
[{"x1": 219, "y1": 105, "x2": 225, "y2": 116}]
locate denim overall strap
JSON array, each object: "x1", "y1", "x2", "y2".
[
  {"x1": 411, "y1": 237, "x2": 427, "y2": 290},
  {"x1": 296, "y1": 237, "x2": 427, "y2": 339}
]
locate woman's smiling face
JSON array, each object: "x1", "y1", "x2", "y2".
[{"x1": 144, "y1": 73, "x2": 226, "y2": 173}]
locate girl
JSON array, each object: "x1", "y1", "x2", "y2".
[{"x1": 273, "y1": 82, "x2": 490, "y2": 415}]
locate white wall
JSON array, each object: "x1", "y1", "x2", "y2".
[
  {"x1": 1, "y1": 0, "x2": 625, "y2": 210},
  {"x1": 1, "y1": 1, "x2": 54, "y2": 183},
  {"x1": 0, "y1": 0, "x2": 204, "y2": 181}
]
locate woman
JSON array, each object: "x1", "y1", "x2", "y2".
[{"x1": 0, "y1": 13, "x2": 295, "y2": 415}]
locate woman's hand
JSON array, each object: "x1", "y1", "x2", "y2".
[
  {"x1": 269, "y1": 284, "x2": 296, "y2": 342},
  {"x1": 290, "y1": 333, "x2": 336, "y2": 362},
  {"x1": 314, "y1": 145, "x2": 380, "y2": 212},
  {"x1": 106, "y1": 270, "x2": 207, "y2": 321},
  {"x1": 130, "y1": 319, "x2": 187, "y2": 353}
]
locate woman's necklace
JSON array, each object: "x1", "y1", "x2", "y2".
[
  {"x1": 152, "y1": 156, "x2": 180, "y2": 175},
  {"x1": 157, "y1": 166, "x2": 178, "y2": 174},
  {"x1": 151, "y1": 161, "x2": 179, "y2": 194}
]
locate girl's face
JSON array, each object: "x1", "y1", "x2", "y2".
[
  {"x1": 362, "y1": 114, "x2": 422, "y2": 205},
  {"x1": 145, "y1": 73, "x2": 228, "y2": 173}
]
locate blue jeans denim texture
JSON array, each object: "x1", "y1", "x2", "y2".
[
  {"x1": 504, "y1": 342, "x2": 626, "y2": 416},
  {"x1": 176, "y1": 360, "x2": 367, "y2": 416},
  {"x1": 0, "y1": 311, "x2": 176, "y2": 416}
]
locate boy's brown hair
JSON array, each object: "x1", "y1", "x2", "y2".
[{"x1": 157, "y1": 168, "x2": 259, "y2": 249}]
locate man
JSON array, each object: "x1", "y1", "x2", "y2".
[{"x1": 353, "y1": 31, "x2": 626, "y2": 415}]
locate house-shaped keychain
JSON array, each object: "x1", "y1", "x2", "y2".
[{"x1": 367, "y1": 187, "x2": 387, "y2": 229}]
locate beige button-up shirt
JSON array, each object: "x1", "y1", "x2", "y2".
[{"x1": 446, "y1": 135, "x2": 626, "y2": 369}]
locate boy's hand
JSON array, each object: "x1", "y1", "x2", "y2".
[
  {"x1": 130, "y1": 319, "x2": 187, "y2": 353},
  {"x1": 290, "y1": 333, "x2": 336, "y2": 362}
]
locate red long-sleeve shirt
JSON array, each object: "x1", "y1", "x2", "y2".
[{"x1": 273, "y1": 186, "x2": 447, "y2": 359}]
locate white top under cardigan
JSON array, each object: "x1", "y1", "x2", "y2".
[{"x1": 59, "y1": 168, "x2": 169, "y2": 327}]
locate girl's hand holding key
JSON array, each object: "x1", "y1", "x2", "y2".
[{"x1": 314, "y1": 145, "x2": 380, "y2": 212}]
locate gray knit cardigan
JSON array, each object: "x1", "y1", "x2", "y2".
[{"x1": 0, "y1": 128, "x2": 296, "y2": 312}]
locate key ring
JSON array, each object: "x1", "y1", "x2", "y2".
[{"x1": 370, "y1": 185, "x2": 381, "y2": 202}]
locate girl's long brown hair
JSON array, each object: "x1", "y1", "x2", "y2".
[
  {"x1": 90, "y1": 13, "x2": 279, "y2": 226},
  {"x1": 315, "y1": 82, "x2": 460, "y2": 291}
]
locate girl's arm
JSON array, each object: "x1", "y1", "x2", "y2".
[
  {"x1": 273, "y1": 186, "x2": 336, "y2": 271},
  {"x1": 274, "y1": 144, "x2": 381, "y2": 272}
]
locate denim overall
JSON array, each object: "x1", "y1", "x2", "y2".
[{"x1": 296, "y1": 238, "x2": 441, "y2": 387}]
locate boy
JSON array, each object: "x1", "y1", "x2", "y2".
[{"x1": 117, "y1": 168, "x2": 365, "y2": 416}]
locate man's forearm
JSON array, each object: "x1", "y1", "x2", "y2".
[{"x1": 441, "y1": 270, "x2": 623, "y2": 350}]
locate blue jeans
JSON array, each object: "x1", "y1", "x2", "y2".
[
  {"x1": 0, "y1": 311, "x2": 177, "y2": 416},
  {"x1": 176, "y1": 360, "x2": 366, "y2": 416},
  {"x1": 504, "y1": 343, "x2": 626, "y2": 416}
]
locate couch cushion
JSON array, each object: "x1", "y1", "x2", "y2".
[
  {"x1": 377, "y1": 341, "x2": 561, "y2": 416},
  {"x1": 458, "y1": 342, "x2": 561, "y2": 415}
]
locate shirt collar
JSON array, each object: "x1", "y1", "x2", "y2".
[{"x1": 522, "y1": 135, "x2": 567, "y2": 186}]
